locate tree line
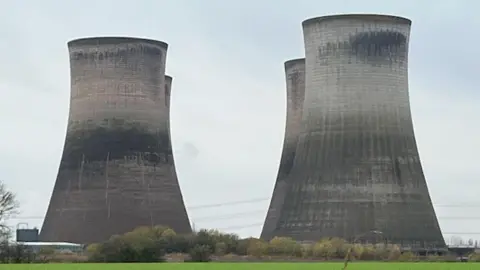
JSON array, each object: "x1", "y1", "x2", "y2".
[{"x1": 85, "y1": 226, "x2": 480, "y2": 263}]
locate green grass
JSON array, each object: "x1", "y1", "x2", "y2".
[{"x1": 1, "y1": 263, "x2": 480, "y2": 270}]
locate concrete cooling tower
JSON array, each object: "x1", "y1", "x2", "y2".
[
  {"x1": 40, "y1": 37, "x2": 191, "y2": 244},
  {"x1": 261, "y1": 58, "x2": 305, "y2": 240},
  {"x1": 263, "y1": 15, "x2": 445, "y2": 249}
]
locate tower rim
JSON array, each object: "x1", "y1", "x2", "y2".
[
  {"x1": 302, "y1": 14, "x2": 412, "y2": 27},
  {"x1": 284, "y1": 58, "x2": 305, "y2": 68},
  {"x1": 67, "y1": 37, "x2": 168, "y2": 49}
]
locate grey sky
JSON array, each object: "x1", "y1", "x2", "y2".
[{"x1": 0, "y1": 0, "x2": 478, "y2": 243}]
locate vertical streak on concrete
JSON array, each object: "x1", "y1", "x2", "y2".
[
  {"x1": 162, "y1": 74, "x2": 174, "y2": 227},
  {"x1": 165, "y1": 75, "x2": 173, "y2": 145},
  {"x1": 78, "y1": 154, "x2": 84, "y2": 192},
  {"x1": 105, "y1": 152, "x2": 109, "y2": 204},
  {"x1": 261, "y1": 58, "x2": 305, "y2": 240},
  {"x1": 264, "y1": 15, "x2": 445, "y2": 249},
  {"x1": 165, "y1": 75, "x2": 172, "y2": 110},
  {"x1": 40, "y1": 37, "x2": 191, "y2": 244}
]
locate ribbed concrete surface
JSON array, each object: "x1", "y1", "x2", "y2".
[
  {"x1": 40, "y1": 37, "x2": 191, "y2": 244},
  {"x1": 261, "y1": 58, "x2": 305, "y2": 240},
  {"x1": 265, "y1": 15, "x2": 445, "y2": 249}
]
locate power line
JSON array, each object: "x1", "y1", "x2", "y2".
[
  {"x1": 435, "y1": 204, "x2": 480, "y2": 208},
  {"x1": 439, "y1": 232, "x2": 480, "y2": 235},
  {"x1": 8, "y1": 198, "x2": 480, "y2": 221},
  {"x1": 215, "y1": 223, "x2": 264, "y2": 231},
  {"x1": 194, "y1": 210, "x2": 265, "y2": 221},
  {"x1": 7, "y1": 198, "x2": 270, "y2": 220},
  {"x1": 439, "y1": 217, "x2": 480, "y2": 220},
  {"x1": 187, "y1": 197, "x2": 269, "y2": 210}
]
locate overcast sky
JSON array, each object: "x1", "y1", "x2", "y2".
[{"x1": 0, "y1": 0, "x2": 479, "y2": 243}]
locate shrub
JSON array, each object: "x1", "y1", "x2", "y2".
[
  {"x1": 37, "y1": 253, "x2": 88, "y2": 263},
  {"x1": 187, "y1": 244, "x2": 211, "y2": 262},
  {"x1": 246, "y1": 238, "x2": 268, "y2": 257},
  {"x1": 312, "y1": 239, "x2": 333, "y2": 259},
  {"x1": 190, "y1": 230, "x2": 215, "y2": 254},
  {"x1": 166, "y1": 234, "x2": 191, "y2": 254},
  {"x1": 469, "y1": 252, "x2": 480, "y2": 262},
  {"x1": 88, "y1": 230, "x2": 166, "y2": 262},
  {"x1": 268, "y1": 237, "x2": 299, "y2": 256},
  {"x1": 235, "y1": 238, "x2": 251, "y2": 255},
  {"x1": 0, "y1": 242, "x2": 35, "y2": 264},
  {"x1": 397, "y1": 251, "x2": 417, "y2": 262},
  {"x1": 215, "y1": 242, "x2": 227, "y2": 256},
  {"x1": 386, "y1": 245, "x2": 402, "y2": 261},
  {"x1": 300, "y1": 243, "x2": 313, "y2": 258}
]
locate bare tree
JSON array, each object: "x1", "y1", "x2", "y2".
[{"x1": 0, "y1": 182, "x2": 18, "y2": 236}]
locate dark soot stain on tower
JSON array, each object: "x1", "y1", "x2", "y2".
[
  {"x1": 40, "y1": 37, "x2": 191, "y2": 244},
  {"x1": 264, "y1": 15, "x2": 445, "y2": 248},
  {"x1": 261, "y1": 58, "x2": 305, "y2": 240}
]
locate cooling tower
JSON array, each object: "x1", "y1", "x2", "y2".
[
  {"x1": 40, "y1": 37, "x2": 191, "y2": 244},
  {"x1": 264, "y1": 15, "x2": 445, "y2": 248},
  {"x1": 261, "y1": 58, "x2": 305, "y2": 240}
]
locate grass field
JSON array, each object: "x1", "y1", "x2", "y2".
[{"x1": 1, "y1": 263, "x2": 480, "y2": 270}]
